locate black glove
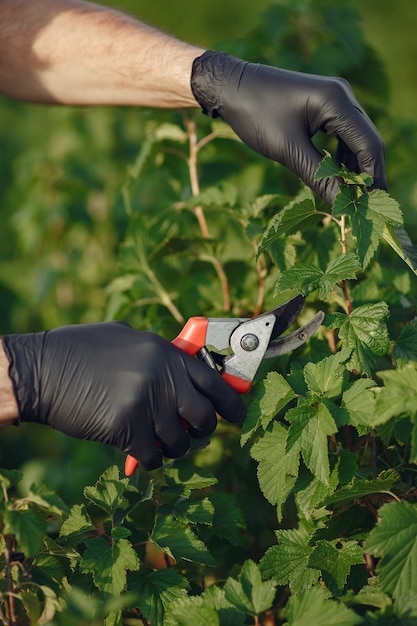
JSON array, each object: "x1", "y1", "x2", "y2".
[
  {"x1": 191, "y1": 50, "x2": 387, "y2": 205},
  {"x1": 2, "y1": 322, "x2": 245, "y2": 471}
]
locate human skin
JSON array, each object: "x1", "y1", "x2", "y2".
[
  {"x1": 0, "y1": 0, "x2": 206, "y2": 426},
  {"x1": 0, "y1": 0, "x2": 204, "y2": 107}
]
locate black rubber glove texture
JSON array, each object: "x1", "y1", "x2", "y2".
[
  {"x1": 191, "y1": 51, "x2": 387, "y2": 206},
  {"x1": 3, "y1": 322, "x2": 245, "y2": 470}
]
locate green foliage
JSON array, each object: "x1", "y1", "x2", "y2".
[{"x1": 2, "y1": 0, "x2": 417, "y2": 624}]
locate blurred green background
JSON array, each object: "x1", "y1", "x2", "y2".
[{"x1": 1, "y1": 0, "x2": 417, "y2": 500}]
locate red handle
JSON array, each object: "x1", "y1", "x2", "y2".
[{"x1": 124, "y1": 317, "x2": 250, "y2": 476}]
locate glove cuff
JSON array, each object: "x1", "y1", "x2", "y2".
[
  {"x1": 191, "y1": 50, "x2": 245, "y2": 118},
  {"x1": 2, "y1": 332, "x2": 45, "y2": 424}
]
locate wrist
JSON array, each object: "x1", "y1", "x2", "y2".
[{"x1": 0, "y1": 338, "x2": 19, "y2": 427}]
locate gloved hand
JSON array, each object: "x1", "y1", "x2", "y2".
[
  {"x1": 191, "y1": 50, "x2": 387, "y2": 206},
  {"x1": 2, "y1": 322, "x2": 245, "y2": 470}
]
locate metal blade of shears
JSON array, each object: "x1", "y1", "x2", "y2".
[
  {"x1": 265, "y1": 293, "x2": 306, "y2": 342},
  {"x1": 264, "y1": 310, "x2": 325, "y2": 358}
]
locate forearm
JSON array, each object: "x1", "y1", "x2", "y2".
[
  {"x1": 0, "y1": 340, "x2": 19, "y2": 428},
  {"x1": 0, "y1": 0, "x2": 204, "y2": 107}
]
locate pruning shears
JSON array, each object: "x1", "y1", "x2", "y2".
[{"x1": 125, "y1": 294, "x2": 324, "y2": 476}]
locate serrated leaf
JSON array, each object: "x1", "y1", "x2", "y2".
[
  {"x1": 224, "y1": 560, "x2": 277, "y2": 616},
  {"x1": 26, "y1": 483, "x2": 69, "y2": 517},
  {"x1": 367, "y1": 189, "x2": 403, "y2": 226},
  {"x1": 342, "y1": 378, "x2": 377, "y2": 429},
  {"x1": 166, "y1": 584, "x2": 245, "y2": 626},
  {"x1": 250, "y1": 422, "x2": 299, "y2": 521},
  {"x1": 80, "y1": 536, "x2": 139, "y2": 597},
  {"x1": 322, "y1": 470, "x2": 400, "y2": 507},
  {"x1": 186, "y1": 182, "x2": 237, "y2": 209},
  {"x1": 374, "y1": 365, "x2": 417, "y2": 423},
  {"x1": 4, "y1": 508, "x2": 45, "y2": 556},
  {"x1": 0, "y1": 468, "x2": 22, "y2": 498},
  {"x1": 304, "y1": 350, "x2": 350, "y2": 399},
  {"x1": 274, "y1": 263, "x2": 323, "y2": 296},
  {"x1": 294, "y1": 454, "x2": 349, "y2": 519},
  {"x1": 284, "y1": 587, "x2": 363, "y2": 626},
  {"x1": 160, "y1": 497, "x2": 214, "y2": 526},
  {"x1": 286, "y1": 403, "x2": 337, "y2": 485},
  {"x1": 260, "y1": 528, "x2": 318, "y2": 594},
  {"x1": 163, "y1": 464, "x2": 217, "y2": 497},
  {"x1": 59, "y1": 504, "x2": 95, "y2": 545},
  {"x1": 242, "y1": 372, "x2": 295, "y2": 444},
  {"x1": 111, "y1": 526, "x2": 131, "y2": 540},
  {"x1": 315, "y1": 152, "x2": 373, "y2": 187},
  {"x1": 130, "y1": 568, "x2": 190, "y2": 626},
  {"x1": 206, "y1": 491, "x2": 246, "y2": 545},
  {"x1": 350, "y1": 581, "x2": 392, "y2": 610},
  {"x1": 258, "y1": 187, "x2": 318, "y2": 257},
  {"x1": 366, "y1": 501, "x2": 417, "y2": 601},
  {"x1": 393, "y1": 319, "x2": 417, "y2": 365},
  {"x1": 308, "y1": 540, "x2": 364, "y2": 595},
  {"x1": 333, "y1": 188, "x2": 383, "y2": 269},
  {"x1": 170, "y1": 605, "x2": 220, "y2": 626},
  {"x1": 151, "y1": 514, "x2": 215, "y2": 566},
  {"x1": 275, "y1": 253, "x2": 360, "y2": 299},
  {"x1": 312, "y1": 504, "x2": 374, "y2": 543},
  {"x1": 331, "y1": 303, "x2": 390, "y2": 377},
  {"x1": 382, "y1": 224, "x2": 417, "y2": 275},
  {"x1": 319, "y1": 252, "x2": 361, "y2": 297},
  {"x1": 83, "y1": 466, "x2": 128, "y2": 516}
]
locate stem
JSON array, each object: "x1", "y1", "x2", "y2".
[
  {"x1": 253, "y1": 242, "x2": 266, "y2": 317},
  {"x1": 184, "y1": 115, "x2": 231, "y2": 312},
  {"x1": 4, "y1": 538, "x2": 17, "y2": 625},
  {"x1": 339, "y1": 214, "x2": 353, "y2": 314}
]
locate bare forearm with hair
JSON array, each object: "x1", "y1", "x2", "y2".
[
  {"x1": 0, "y1": 0, "x2": 204, "y2": 107},
  {"x1": 0, "y1": 341, "x2": 18, "y2": 428}
]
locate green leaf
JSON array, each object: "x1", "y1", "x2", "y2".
[
  {"x1": 275, "y1": 253, "x2": 360, "y2": 299},
  {"x1": 166, "y1": 585, "x2": 245, "y2": 626},
  {"x1": 342, "y1": 378, "x2": 377, "y2": 429},
  {"x1": 163, "y1": 464, "x2": 217, "y2": 497},
  {"x1": 111, "y1": 526, "x2": 131, "y2": 541},
  {"x1": 0, "y1": 468, "x2": 22, "y2": 499},
  {"x1": 26, "y1": 483, "x2": 69, "y2": 517},
  {"x1": 333, "y1": 188, "x2": 402, "y2": 271},
  {"x1": 286, "y1": 402, "x2": 337, "y2": 485},
  {"x1": 393, "y1": 318, "x2": 417, "y2": 365},
  {"x1": 294, "y1": 451, "x2": 355, "y2": 519},
  {"x1": 274, "y1": 263, "x2": 323, "y2": 296},
  {"x1": 382, "y1": 224, "x2": 417, "y2": 275},
  {"x1": 315, "y1": 152, "x2": 373, "y2": 187},
  {"x1": 151, "y1": 514, "x2": 216, "y2": 566},
  {"x1": 284, "y1": 587, "x2": 363, "y2": 626},
  {"x1": 206, "y1": 491, "x2": 246, "y2": 545},
  {"x1": 3, "y1": 507, "x2": 45, "y2": 556},
  {"x1": 169, "y1": 605, "x2": 220, "y2": 626},
  {"x1": 374, "y1": 366, "x2": 417, "y2": 447},
  {"x1": 80, "y1": 536, "x2": 139, "y2": 597},
  {"x1": 326, "y1": 302, "x2": 390, "y2": 377},
  {"x1": 160, "y1": 497, "x2": 214, "y2": 526},
  {"x1": 257, "y1": 187, "x2": 319, "y2": 257},
  {"x1": 250, "y1": 422, "x2": 299, "y2": 521},
  {"x1": 304, "y1": 350, "x2": 350, "y2": 399},
  {"x1": 130, "y1": 569, "x2": 189, "y2": 626},
  {"x1": 242, "y1": 371, "x2": 296, "y2": 444},
  {"x1": 322, "y1": 470, "x2": 400, "y2": 507},
  {"x1": 366, "y1": 501, "x2": 417, "y2": 601},
  {"x1": 260, "y1": 528, "x2": 318, "y2": 594},
  {"x1": 308, "y1": 540, "x2": 364, "y2": 595},
  {"x1": 83, "y1": 466, "x2": 129, "y2": 516},
  {"x1": 59, "y1": 503, "x2": 95, "y2": 546},
  {"x1": 224, "y1": 560, "x2": 277, "y2": 617}
]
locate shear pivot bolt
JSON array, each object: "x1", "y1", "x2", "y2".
[{"x1": 241, "y1": 334, "x2": 259, "y2": 351}]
